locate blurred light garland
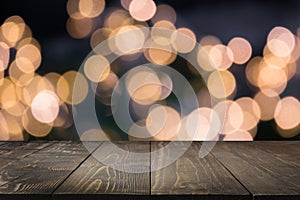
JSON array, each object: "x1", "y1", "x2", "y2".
[{"x1": 0, "y1": 0, "x2": 299, "y2": 141}]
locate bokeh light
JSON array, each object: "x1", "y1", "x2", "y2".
[
  {"x1": 274, "y1": 96, "x2": 300, "y2": 130},
  {"x1": 151, "y1": 4, "x2": 176, "y2": 24},
  {"x1": 129, "y1": 0, "x2": 156, "y2": 22},
  {"x1": 9, "y1": 60, "x2": 34, "y2": 86},
  {"x1": 171, "y1": 27, "x2": 196, "y2": 53},
  {"x1": 254, "y1": 91, "x2": 280, "y2": 121},
  {"x1": 197, "y1": 45, "x2": 215, "y2": 71},
  {"x1": 267, "y1": 26, "x2": 295, "y2": 58},
  {"x1": 5, "y1": 101, "x2": 26, "y2": 117},
  {"x1": 151, "y1": 20, "x2": 176, "y2": 46},
  {"x1": 245, "y1": 56, "x2": 263, "y2": 87},
  {"x1": 214, "y1": 100, "x2": 243, "y2": 135},
  {"x1": 257, "y1": 60, "x2": 287, "y2": 97},
  {"x1": 0, "y1": 42, "x2": 9, "y2": 72},
  {"x1": 125, "y1": 67, "x2": 162, "y2": 105},
  {"x1": 186, "y1": 107, "x2": 220, "y2": 140},
  {"x1": 57, "y1": 71, "x2": 88, "y2": 105},
  {"x1": 146, "y1": 105, "x2": 181, "y2": 140},
  {"x1": 67, "y1": 0, "x2": 84, "y2": 19},
  {"x1": 78, "y1": 0, "x2": 105, "y2": 18},
  {"x1": 207, "y1": 70, "x2": 236, "y2": 99},
  {"x1": 21, "y1": 75, "x2": 55, "y2": 106},
  {"x1": 0, "y1": 16, "x2": 26, "y2": 47},
  {"x1": 145, "y1": 41, "x2": 176, "y2": 66},
  {"x1": 0, "y1": 111, "x2": 9, "y2": 140},
  {"x1": 2, "y1": 111, "x2": 24, "y2": 140},
  {"x1": 228, "y1": 37, "x2": 252, "y2": 64},
  {"x1": 104, "y1": 9, "x2": 133, "y2": 30},
  {"x1": 209, "y1": 44, "x2": 234, "y2": 70},
  {"x1": 112, "y1": 25, "x2": 145, "y2": 55},
  {"x1": 84, "y1": 54, "x2": 110, "y2": 82},
  {"x1": 16, "y1": 37, "x2": 41, "y2": 51},
  {"x1": 236, "y1": 97, "x2": 261, "y2": 131},
  {"x1": 15, "y1": 43, "x2": 41, "y2": 73},
  {"x1": 31, "y1": 90, "x2": 60, "y2": 123},
  {"x1": 90, "y1": 27, "x2": 112, "y2": 55},
  {"x1": 0, "y1": 78, "x2": 18, "y2": 109},
  {"x1": 22, "y1": 107, "x2": 53, "y2": 137}
]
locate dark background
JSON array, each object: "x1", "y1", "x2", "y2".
[{"x1": 1, "y1": 0, "x2": 300, "y2": 140}]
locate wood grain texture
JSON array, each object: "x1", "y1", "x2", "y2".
[
  {"x1": 32, "y1": 141, "x2": 90, "y2": 156},
  {"x1": 54, "y1": 141, "x2": 150, "y2": 199},
  {"x1": 0, "y1": 158, "x2": 17, "y2": 171},
  {"x1": 0, "y1": 142, "x2": 28, "y2": 150},
  {"x1": 251, "y1": 141, "x2": 299, "y2": 168},
  {"x1": 0, "y1": 141, "x2": 298, "y2": 200},
  {"x1": 0, "y1": 142, "x2": 100, "y2": 199},
  {"x1": 211, "y1": 142, "x2": 300, "y2": 200},
  {"x1": 0, "y1": 142, "x2": 52, "y2": 150},
  {"x1": 151, "y1": 142, "x2": 250, "y2": 199},
  {"x1": 0, "y1": 142, "x2": 53, "y2": 170},
  {"x1": 0, "y1": 143, "x2": 8, "y2": 148},
  {"x1": 13, "y1": 141, "x2": 54, "y2": 150}
]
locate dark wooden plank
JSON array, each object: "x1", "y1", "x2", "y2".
[
  {"x1": 54, "y1": 141, "x2": 150, "y2": 199},
  {"x1": 0, "y1": 142, "x2": 100, "y2": 200},
  {"x1": 14, "y1": 141, "x2": 54, "y2": 150},
  {"x1": 0, "y1": 143, "x2": 8, "y2": 148},
  {"x1": 211, "y1": 142, "x2": 300, "y2": 200},
  {"x1": 0, "y1": 141, "x2": 298, "y2": 199},
  {"x1": 0, "y1": 158, "x2": 16, "y2": 170},
  {"x1": 0, "y1": 142, "x2": 52, "y2": 159},
  {"x1": 0, "y1": 149, "x2": 38, "y2": 159},
  {"x1": 0, "y1": 142, "x2": 54, "y2": 170},
  {"x1": 251, "y1": 141, "x2": 299, "y2": 168},
  {"x1": 0, "y1": 142, "x2": 31, "y2": 150},
  {"x1": 0, "y1": 141, "x2": 52, "y2": 151},
  {"x1": 32, "y1": 141, "x2": 94, "y2": 157},
  {"x1": 240, "y1": 142, "x2": 300, "y2": 171},
  {"x1": 151, "y1": 142, "x2": 250, "y2": 199}
]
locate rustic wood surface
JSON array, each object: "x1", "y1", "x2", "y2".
[
  {"x1": 0, "y1": 142, "x2": 100, "y2": 200},
  {"x1": 0, "y1": 142, "x2": 53, "y2": 170},
  {"x1": 0, "y1": 141, "x2": 298, "y2": 200},
  {"x1": 54, "y1": 141, "x2": 150, "y2": 200},
  {"x1": 210, "y1": 142, "x2": 300, "y2": 200},
  {"x1": 151, "y1": 142, "x2": 250, "y2": 199}
]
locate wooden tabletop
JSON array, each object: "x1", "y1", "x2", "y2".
[{"x1": 0, "y1": 141, "x2": 298, "y2": 200}]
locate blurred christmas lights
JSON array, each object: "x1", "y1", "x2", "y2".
[{"x1": 0, "y1": 0, "x2": 299, "y2": 141}]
